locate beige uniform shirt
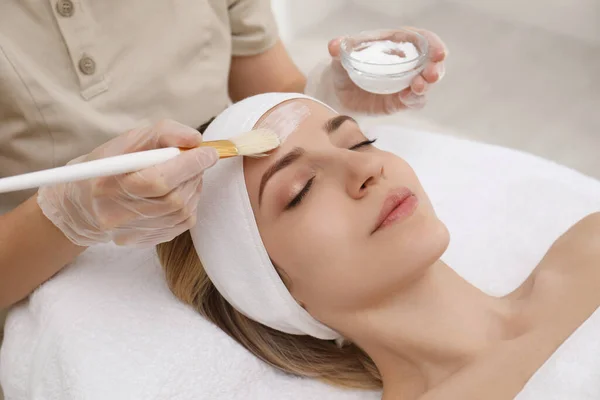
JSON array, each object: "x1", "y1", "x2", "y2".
[
  {"x1": 0, "y1": 1, "x2": 278, "y2": 392},
  {"x1": 0, "y1": 0, "x2": 278, "y2": 211}
]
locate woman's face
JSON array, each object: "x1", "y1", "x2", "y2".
[{"x1": 244, "y1": 99, "x2": 449, "y2": 326}]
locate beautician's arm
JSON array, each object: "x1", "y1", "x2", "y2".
[
  {"x1": 228, "y1": 40, "x2": 307, "y2": 101},
  {"x1": 0, "y1": 196, "x2": 85, "y2": 308}
]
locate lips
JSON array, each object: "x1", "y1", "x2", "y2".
[{"x1": 372, "y1": 188, "x2": 418, "y2": 233}]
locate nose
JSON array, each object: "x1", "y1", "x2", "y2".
[{"x1": 342, "y1": 151, "x2": 384, "y2": 199}]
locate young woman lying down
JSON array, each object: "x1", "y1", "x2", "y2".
[{"x1": 156, "y1": 93, "x2": 600, "y2": 400}]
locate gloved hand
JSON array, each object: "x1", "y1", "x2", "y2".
[
  {"x1": 305, "y1": 27, "x2": 448, "y2": 114},
  {"x1": 37, "y1": 120, "x2": 218, "y2": 247}
]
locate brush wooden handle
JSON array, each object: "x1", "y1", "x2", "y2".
[{"x1": 197, "y1": 140, "x2": 238, "y2": 158}]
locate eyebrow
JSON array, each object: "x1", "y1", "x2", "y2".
[
  {"x1": 323, "y1": 115, "x2": 357, "y2": 134},
  {"x1": 258, "y1": 115, "x2": 357, "y2": 206}
]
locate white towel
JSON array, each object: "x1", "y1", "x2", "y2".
[{"x1": 1, "y1": 127, "x2": 599, "y2": 400}]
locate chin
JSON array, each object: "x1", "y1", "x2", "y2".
[
  {"x1": 407, "y1": 214, "x2": 450, "y2": 267},
  {"x1": 430, "y1": 219, "x2": 451, "y2": 258},
  {"x1": 377, "y1": 212, "x2": 449, "y2": 273},
  {"x1": 416, "y1": 198, "x2": 451, "y2": 256}
]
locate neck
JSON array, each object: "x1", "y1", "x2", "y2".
[{"x1": 339, "y1": 261, "x2": 517, "y2": 398}]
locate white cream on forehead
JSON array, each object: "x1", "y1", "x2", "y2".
[{"x1": 256, "y1": 101, "x2": 311, "y2": 144}]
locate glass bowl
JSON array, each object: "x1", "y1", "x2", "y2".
[{"x1": 340, "y1": 29, "x2": 429, "y2": 95}]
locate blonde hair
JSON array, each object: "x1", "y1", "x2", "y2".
[{"x1": 156, "y1": 230, "x2": 382, "y2": 390}]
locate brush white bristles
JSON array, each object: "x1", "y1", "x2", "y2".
[{"x1": 231, "y1": 129, "x2": 281, "y2": 157}]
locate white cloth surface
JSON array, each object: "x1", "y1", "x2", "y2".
[{"x1": 1, "y1": 127, "x2": 599, "y2": 400}]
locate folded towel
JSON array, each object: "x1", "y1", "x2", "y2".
[{"x1": 1, "y1": 127, "x2": 599, "y2": 399}]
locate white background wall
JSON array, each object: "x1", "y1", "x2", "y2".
[
  {"x1": 441, "y1": 0, "x2": 600, "y2": 45},
  {"x1": 273, "y1": 0, "x2": 600, "y2": 45},
  {"x1": 349, "y1": 0, "x2": 441, "y2": 18}
]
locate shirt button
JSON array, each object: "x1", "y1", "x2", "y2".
[
  {"x1": 56, "y1": 0, "x2": 75, "y2": 17},
  {"x1": 78, "y1": 55, "x2": 96, "y2": 75}
]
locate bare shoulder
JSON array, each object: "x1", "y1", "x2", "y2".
[
  {"x1": 416, "y1": 336, "x2": 543, "y2": 400},
  {"x1": 548, "y1": 212, "x2": 600, "y2": 257},
  {"x1": 541, "y1": 212, "x2": 600, "y2": 277}
]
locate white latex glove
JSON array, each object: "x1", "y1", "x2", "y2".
[
  {"x1": 305, "y1": 27, "x2": 448, "y2": 114},
  {"x1": 37, "y1": 120, "x2": 218, "y2": 247}
]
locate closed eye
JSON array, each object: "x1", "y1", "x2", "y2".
[
  {"x1": 350, "y1": 138, "x2": 377, "y2": 150},
  {"x1": 286, "y1": 177, "x2": 315, "y2": 210},
  {"x1": 284, "y1": 138, "x2": 378, "y2": 210}
]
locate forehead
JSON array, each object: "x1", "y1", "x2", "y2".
[
  {"x1": 247, "y1": 99, "x2": 337, "y2": 166},
  {"x1": 257, "y1": 98, "x2": 337, "y2": 139},
  {"x1": 243, "y1": 99, "x2": 338, "y2": 197}
]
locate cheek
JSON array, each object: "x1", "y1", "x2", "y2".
[
  {"x1": 261, "y1": 196, "x2": 362, "y2": 303},
  {"x1": 264, "y1": 230, "x2": 394, "y2": 321},
  {"x1": 265, "y1": 208, "x2": 353, "y2": 275}
]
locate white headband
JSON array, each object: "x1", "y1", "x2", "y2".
[{"x1": 190, "y1": 93, "x2": 341, "y2": 340}]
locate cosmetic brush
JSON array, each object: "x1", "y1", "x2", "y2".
[{"x1": 0, "y1": 129, "x2": 279, "y2": 194}]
